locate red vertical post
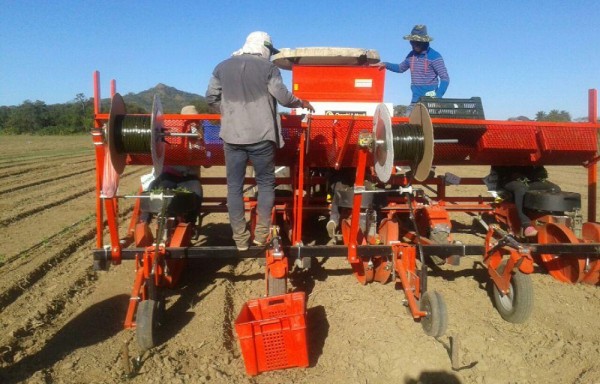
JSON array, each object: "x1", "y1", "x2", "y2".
[
  {"x1": 347, "y1": 148, "x2": 368, "y2": 263},
  {"x1": 92, "y1": 71, "x2": 104, "y2": 248},
  {"x1": 588, "y1": 89, "x2": 598, "y2": 222},
  {"x1": 293, "y1": 128, "x2": 307, "y2": 244},
  {"x1": 93, "y1": 71, "x2": 101, "y2": 116}
]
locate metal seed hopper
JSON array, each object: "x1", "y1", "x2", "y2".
[{"x1": 90, "y1": 47, "x2": 600, "y2": 371}]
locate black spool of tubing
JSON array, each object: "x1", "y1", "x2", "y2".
[
  {"x1": 391, "y1": 123, "x2": 425, "y2": 173},
  {"x1": 116, "y1": 115, "x2": 153, "y2": 154},
  {"x1": 372, "y1": 103, "x2": 433, "y2": 183},
  {"x1": 107, "y1": 93, "x2": 164, "y2": 175}
]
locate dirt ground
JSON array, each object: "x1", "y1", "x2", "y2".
[{"x1": 0, "y1": 135, "x2": 598, "y2": 384}]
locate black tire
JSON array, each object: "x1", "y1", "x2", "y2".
[
  {"x1": 420, "y1": 290, "x2": 448, "y2": 337},
  {"x1": 136, "y1": 300, "x2": 160, "y2": 351},
  {"x1": 492, "y1": 260, "x2": 534, "y2": 323}
]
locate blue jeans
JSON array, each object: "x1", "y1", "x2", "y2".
[{"x1": 224, "y1": 141, "x2": 275, "y2": 247}]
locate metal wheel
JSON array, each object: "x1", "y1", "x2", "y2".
[
  {"x1": 350, "y1": 260, "x2": 375, "y2": 285},
  {"x1": 136, "y1": 299, "x2": 163, "y2": 351},
  {"x1": 420, "y1": 290, "x2": 448, "y2": 337},
  {"x1": 492, "y1": 260, "x2": 533, "y2": 323},
  {"x1": 538, "y1": 223, "x2": 585, "y2": 283},
  {"x1": 581, "y1": 222, "x2": 600, "y2": 285}
]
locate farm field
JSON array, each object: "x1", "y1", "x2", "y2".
[{"x1": 0, "y1": 135, "x2": 598, "y2": 384}]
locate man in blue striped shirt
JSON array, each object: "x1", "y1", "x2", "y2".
[{"x1": 377, "y1": 25, "x2": 450, "y2": 115}]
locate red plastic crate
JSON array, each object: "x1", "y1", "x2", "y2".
[{"x1": 234, "y1": 292, "x2": 309, "y2": 376}]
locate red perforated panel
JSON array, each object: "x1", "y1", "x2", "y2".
[
  {"x1": 538, "y1": 125, "x2": 598, "y2": 163},
  {"x1": 120, "y1": 115, "x2": 598, "y2": 168}
]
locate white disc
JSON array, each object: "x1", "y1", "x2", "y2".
[
  {"x1": 373, "y1": 103, "x2": 394, "y2": 183},
  {"x1": 150, "y1": 95, "x2": 165, "y2": 177},
  {"x1": 107, "y1": 93, "x2": 127, "y2": 175},
  {"x1": 408, "y1": 103, "x2": 434, "y2": 182}
]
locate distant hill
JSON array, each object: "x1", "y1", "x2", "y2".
[
  {"x1": 105, "y1": 83, "x2": 210, "y2": 114},
  {"x1": 508, "y1": 115, "x2": 532, "y2": 121}
]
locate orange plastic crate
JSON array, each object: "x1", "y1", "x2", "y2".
[{"x1": 234, "y1": 292, "x2": 309, "y2": 376}]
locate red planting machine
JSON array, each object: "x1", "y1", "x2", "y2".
[{"x1": 91, "y1": 47, "x2": 600, "y2": 374}]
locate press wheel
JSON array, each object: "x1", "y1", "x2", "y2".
[
  {"x1": 492, "y1": 260, "x2": 533, "y2": 323},
  {"x1": 351, "y1": 260, "x2": 375, "y2": 285},
  {"x1": 136, "y1": 299, "x2": 163, "y2": 351},
  {"x1": 581, "y1": 222, "x2": 600, "y2": 285},
  {"x1": 419, "y1": 290, "x2": 448, "y2": 337},
  {"x1": 537, "y1": 223, "x2": 585, "y2": 283}
]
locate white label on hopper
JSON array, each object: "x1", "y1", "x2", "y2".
[{"x1": 354, "y1": 79, "x2": 373, "y2": 88}]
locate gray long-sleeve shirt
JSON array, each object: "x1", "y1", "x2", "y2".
[{"x1": 205, "y1": 54, "x2": 302, "y2": 148}]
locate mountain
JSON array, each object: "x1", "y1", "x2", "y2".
[{"x1": 108, "y1": 84, "x2": 209, "y2": 114}]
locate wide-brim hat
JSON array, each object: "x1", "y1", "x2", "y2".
[
  {"x1": 181, "y1": 105, "x2": 198, "y2": 114},
  {"x1": 249, "y1": 31, "x2": 280, "y2": 55},
  {"x1": 263, "y1": 37, "x2": 280, "y2": 55},
  {"x1": 403, "y1": 24, "x2": 433, "y2": 42}
]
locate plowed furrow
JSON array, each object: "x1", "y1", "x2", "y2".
[
  {"x1": 0, "y1": 168, "x2": 144, "y2": 226},
  {"x1": 0, "y1": 157, "x2": 93, "y2": 181},
  {"x1": 0, "y1": 225, "x2": 96, "y2": 313},
  {"x1": 0, "y1": 243, "x2": 99, "y2": 368},
  {"x1": 0, "y1": 167, "x2": 96, "y2": 196},
  {"x1": 0, "y1": 214, "x2": 94, "y2": 268},
  {"x1": 0, "y1": 188, "x2": 95, "y2": 227},
  {"x1": 0, "y1": 153, "x2": 91, "y2": 171},
  {"x1": 221, "y1": 268, "x2": 236, "y2": 355}
]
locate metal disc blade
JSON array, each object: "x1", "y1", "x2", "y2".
[
  {"x1": 373, "y1": 103, "x2": 393, "y2": 183},
  {"x1": 150, "y1": 95, "x2": 165, "y2": 177},
  {"x1": 537, "y1": 223, "x2": 585, "y2": 283},
  {"x1": 107, "y1": 93, "x2": 127, "y2": 175},
  {"x1": 408, "y1": 103, "x2": 434, "y2": 182}
]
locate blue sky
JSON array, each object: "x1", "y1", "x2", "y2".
[{"x1": 1, "y1": 0, "x2": 599, "y2": 120}]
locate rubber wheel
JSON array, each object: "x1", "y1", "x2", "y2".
[
  {"x1": 136, "y1": 299, "x2": 161, "y2": 351},
  {"x1": 420, "y1": 291, "x2": 448, "y2": 337},
  {"x1": 492, "y1": 260, "x2": 533, "y2": 323},
  {"x1": 267, "y1": 274, "x2": 287, "y2": 296}
]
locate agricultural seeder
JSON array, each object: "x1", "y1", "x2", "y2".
[{"x1": 90, "y1": 47, "x2": 600, "y2": 375}]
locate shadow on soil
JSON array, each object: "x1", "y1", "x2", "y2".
[
  {"x1": 404, "y1": 370, "x2": 463, "y2": 384},
  {"x1": 306, "y1": 305, "x2": 329, "y2": 367},
  {"x1": 0, "y1": 294, "x2": 129, "y2": 384},
  {"x1": 155, "y1": 222, "x2": 237, "y2": 348}
]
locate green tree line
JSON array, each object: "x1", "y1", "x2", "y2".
[
  {"x1": 0, "y1": 90, "x2": 211, "y2": 135},
  {"x1": 0, "y1": 94, "x2": 94, "y2": 135}
]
